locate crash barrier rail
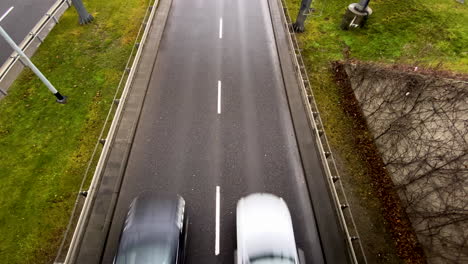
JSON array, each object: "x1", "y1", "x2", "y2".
[
  {"x1": 0, "y1": 0, "x2": 72, "y2": 98},
  {"x1": 277, "y1": 0, "x2": 368, "y2": 262},
  {"x1": 53, "y1": 1, "x2": 159, "y2": 263}
]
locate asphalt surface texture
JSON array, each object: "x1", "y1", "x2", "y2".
[
  {"x1": 80, "y1": 0, "x2": 350, "y2": 263},
  {"x1": 0, "y1": 0, "x2": 57, "y2": 66}
]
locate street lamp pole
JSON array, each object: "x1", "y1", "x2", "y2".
[
  {"x1": 71, "y1": 0, "x2": 94, "y2": 25},
  {"x1": 356, "y1": 0, "x2": 371, "y2": 12},
  {"x1": 340, "y1": 0, "x2": 373, "y2": 30},
  {"x1": 292, "y1": 0, "x2": 313, "y2": 33},
  {"x1": 0, "y1": 7, "x2": 66, "y2": 103}
]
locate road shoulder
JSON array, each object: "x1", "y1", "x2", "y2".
[
  {"x1": 69, "y1": 0, "x2": 173, "y2": 262},
  {"x1": 267, "y1": 0, "x2": 351, "y2": 263}
]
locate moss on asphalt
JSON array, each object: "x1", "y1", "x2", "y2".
[{"x1": 0, "y1": 0, "x2": 148, "y2": 263}]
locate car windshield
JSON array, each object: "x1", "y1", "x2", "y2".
[
  {"x1": 115, "y1": 242, "x2": 175, "y2": 264},
  {"x1": 250, "y1": 254, "x2": 296, "y2": 264}
]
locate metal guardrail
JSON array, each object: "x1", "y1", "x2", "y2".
[
  {"x1": 277, "y1": 0, "x2": 368, "y2": 263},
  {"x1": 52, "y1": 0, "x2": 160, "y2": 263},
  {"x1": 0, "y1": 0, "x2": 366, "y2": 262},
  {"x1": 0, "y1": 0, "x2": 72, "y2": 98}
]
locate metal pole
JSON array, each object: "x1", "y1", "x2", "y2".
[
  {"x1": 356, "y1": 0, "x2": 370, "y2": 12},
  {"x1": 0, "y1": 25, "x2": 67, "y2": 103},
  {"x1": 71, "y1": 0, "x2": 94, "y2": 25},
  {"x1": 292, "y1": 0, "x2": 313, "y2": 33},
  {"x1": 341, "y1": 1, "x2": 373, "y2": 30}
]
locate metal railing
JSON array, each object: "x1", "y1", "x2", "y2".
[
  {"x1": 0, "y1": 0, "x2": 72, "y2": 97},
  {"x1": 52, "y1": 0, "x2": 159, "y2": 263},
  {"x1": 277, "y1": 0, "x2": 368, "y2": 262}
]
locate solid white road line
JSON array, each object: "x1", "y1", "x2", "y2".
[
  {"x1": 215, "y1": 186, "x2": 221, "y2": 255},
  {"x1": 217, "y1": 80, "x2": 222, "y2": 114},
  {"x1": 219, "y1": 18, "x2": 223, "y2": 39}
]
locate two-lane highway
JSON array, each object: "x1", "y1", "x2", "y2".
[
  {"x1": 0, "y1": 0, "x2": 57, "y2": 66},
  {"x1": 85, "y1": 0, "x2": 351, "y2": 263}
]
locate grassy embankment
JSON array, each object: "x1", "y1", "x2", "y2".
[
  {"x1": 284, "y1": 0, "x2": 467, "y2": 263},
  {"x1": 0, "y1": 0, "x2": 148, "y2": 263}
]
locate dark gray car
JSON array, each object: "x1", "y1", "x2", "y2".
[{"x1": 114, "y1": 192, "x2": 188, "y2": 264}]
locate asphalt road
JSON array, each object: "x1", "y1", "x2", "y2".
[
  {"x1": 0, "y1": 0, "x2": 57, "y2": 66},
  {"x1": 95, "y1": 0, "x2": 349, "y2": 263}
]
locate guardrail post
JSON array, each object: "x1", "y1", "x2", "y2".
[
  {"x1": 37, "y1": 34, "x2": 44, "y2": 43},
  {"x1": 47, "y1": 13, "x2": 59, "y2": 24}
]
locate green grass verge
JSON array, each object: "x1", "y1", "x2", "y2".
[
  {"x1": 0, "y1": 0, "x2": 148, "y2": 263},
  {"x1": 286, "y1": 0, "x2": 467, "y2": 72},
  {"x1": 283, "y1": 0, "x2": 467, "y2": 262}
]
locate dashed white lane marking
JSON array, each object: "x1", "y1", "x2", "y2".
[
  {"x1": 0, "y1": 6, "x2": 14, "y2": 22},
  {"x1": 215, "y1": 186, "x2": 221, "y2": 255},
  {"x1": 219, "y1": 18, "x2": 223, "y2": 39},
  {"x1": 217, "y1": 80, "x2": 222, "y2": 114}
]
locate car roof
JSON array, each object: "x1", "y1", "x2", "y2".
[
  {"x1": 237, "y1": 193, "x2": 298, "y2": 261},
  {"x1": 115, "y1": 192, "x2": 181, "y2": 264},
  {"x1": 126, "y1": 192, "x2": 180, "y2": 229}
]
